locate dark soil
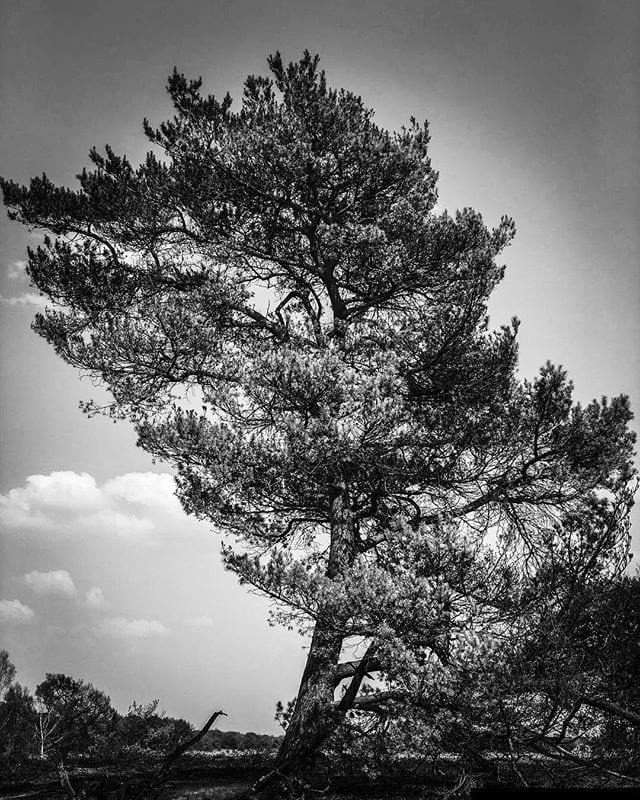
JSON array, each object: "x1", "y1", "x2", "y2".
[{"x1": 1, "y1": 755, "x2": 637, "y2": 800}]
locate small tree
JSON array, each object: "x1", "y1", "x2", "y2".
[
  {"x1": 0, "y1": 654, "x2": 35, "y2": 772},
  {"x1": 1, "y1": 53, "x2": 636, "y2": 795},
  {"x1": 0, "y1": 684, "x2": 36, "y2": 767},
  {"x1": 33, "y1": 673, "x2": 115, "y2": 761},
  {"x1": 117, "y1": 699, "x2": 195, "y2": 754},
  {"x1": 0, "y1": 651, "x2": 17, "y2": 700},
  {"x1": 527, "y1": 574, "x2": 640, "y2": 777},
  {"x1": 118, "y1": 699, "x2": 160, "y2": 752}
]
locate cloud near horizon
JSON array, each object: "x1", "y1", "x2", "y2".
[
  {"x1": 85, "y1": 586, "x2": 108, "y2": 609},
  {"x1": 0, "y1": 471, "x2": 192, "y2": 542},
  {"x1": 0, "y1": 599, "x2": 36, "y2": 624},
  {"x1": 1, "y1": 261, "x2": 47, "y2": 306},
  {"x1": 24, "y1": 569, "x2": 77, "y2": 598},
  {"x1": 7, "y1": 259, "x2": 27, "y2": 280},
  {"x1": 185, "y1": 615, "x2": 215, "y2": 628},
  {"x1": 98, "y1": 617, "x2": 170, "y2": 639},
  {"x1": 0, "y1": 292, "x2": 48, "y2": 308}
]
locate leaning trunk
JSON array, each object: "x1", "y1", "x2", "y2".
[
  {"x1": 243, "y1": 483, "x2": 357, "y2": 798},
  {"x1": 273, "y1": 620, "x2": 345, "y2": 769}
]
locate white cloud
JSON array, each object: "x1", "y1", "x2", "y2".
[
  {"x1": 44, "y1": 624, "x2": 67, "y2": 637},
  {"x1": 0, "y1": 599, "x2": 35, "y2": 624},
  {"x1": 0, "y1": 470, "x2": 189, "y2": 542},
  {"x1": 99, "y1": 617, "x2": 170, "y2": 638},
  {"x1": 7, "y1": 260, "x2": 26, "y2": 280},
  {"x1": 103, "y1": 473, "x2": 183, "y2": 515},
  {"x1": 0, "y1": 292, "x2": 47, "y2": 308},
  {"x1": 85, "y1": 586, "x2": 108, "y2": 609},
  {"x1": 81, "y1": 509, "x2": 155, "y2": 539},
  {"x1": 24, "y1": 569, "x2": 77, "y2": 598},
  {"x1": 185, "y1": 615, "x2": 215, "y2": 628},
  {"x1": 2, "y1": 472, "x2": 103, "y2": 522}
]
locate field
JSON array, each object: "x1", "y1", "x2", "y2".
[
  {"x1": 2, "y1": 751, "x2": 636, "y2": 800},
  {"x1": 0, "y1": 750, "x2": 460, "y2": 800}
]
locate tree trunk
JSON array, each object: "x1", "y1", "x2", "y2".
[
  {"x1": 241, "y1": 483, "x2": 357, "y2": 798},
  {"x1": 274, "y1": 620, "x2": 345, "y2": 766}
]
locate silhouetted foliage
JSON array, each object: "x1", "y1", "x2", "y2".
[
  {"x1": 200, "y1": 728, "x2": 281, "y2": 752},
  {"x1": 0, "y1": 651, "x2": 16, "y2": 699},
  {"x1": 115, "y1": 699, "x2": 195, "y2": 755},
  {"x1": 0, "y1": 683, "x2": 35, "y2": 766},
  {"x1": 0, "y1": 659, "x2": 215, "y2": 788},
  {"x1": 33, "y1": 673, "x2": 116, "y2": 760}
]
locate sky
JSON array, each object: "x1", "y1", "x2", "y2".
[{"x1": 0, "y1": 0, "x2": 638, "y2": 734}]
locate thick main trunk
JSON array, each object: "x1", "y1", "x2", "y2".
[
  {"x1": 241, "y1": 484, "x2": 357, "y2": 799},
  {"x1": 274, "y1": 620, "x2": 344, "y2": 768},
  {"x1": 276, "y1": 483, "x2": 355, "y2": 768},
  {"x1": 238, "y1": 623, "x2": 342, "y2": 799}
]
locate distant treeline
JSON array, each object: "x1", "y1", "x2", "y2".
[
  {"x1": 0, "y1": 650, "x2": 279, "y2": 776},
  {"x1": 199, "y1": 729, "x2": 281, "y2": 752}
]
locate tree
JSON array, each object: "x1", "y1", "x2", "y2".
[
  {"x1": 0, "y1": 653, "x2": 33, "y2": 771},
  {"x1": 0, "y1": 651, "x2": 17, "y2": 700},
  {"x1": 1, "y1": 52, "x2": 636, "y2": 796},
  {"x1": 118, "y1": 698, "x2": 161, "y2": 752},
  {"x1": 521, "y1": 574, "x2": 640, "y2": 778},
  {"x1": 116, "y1": 698, "x2": 196, "y2": 754},
  {"x1": 33, "y1": 673, "x2": 115, "y2": 761},
  {"x1": 0, "y1": 684, "x2": 35, "y2": 766},
  {"x1": 322, "y1": 568, "x2": 640, "y2": 792}
]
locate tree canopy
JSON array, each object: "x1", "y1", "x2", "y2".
[
  {"x1": 1, "y1": 52, "x2": 637, "y2": 796},
  {"x1": 0, "y1": 651, "x2": 17, "y2": 699}
]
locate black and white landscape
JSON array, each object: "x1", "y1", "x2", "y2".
[{"x1": 1, "y1": 2, "x2": 638, "y2": 798}]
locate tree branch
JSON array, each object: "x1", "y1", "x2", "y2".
[
  {"x1": 333, "y1": 657, "x2": 383, "y2": 687},
  {"x1": 159, "y1": 708, "x2": 228, "y2": 771},
  {"x1": 578, "y1": 694, "x2": 640, "y2": 727}
]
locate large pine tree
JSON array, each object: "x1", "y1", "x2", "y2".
[{"x1": 2, "y1": 53, "x2": 636, "y2": 795}]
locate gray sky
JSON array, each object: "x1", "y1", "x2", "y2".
[{"x1": 1, "y1": 0, "x2": 638, "y2": 733}]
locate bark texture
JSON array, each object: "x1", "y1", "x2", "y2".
[{"x1": 241, "y1": 485, "x2": 361, "y2": 798}]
